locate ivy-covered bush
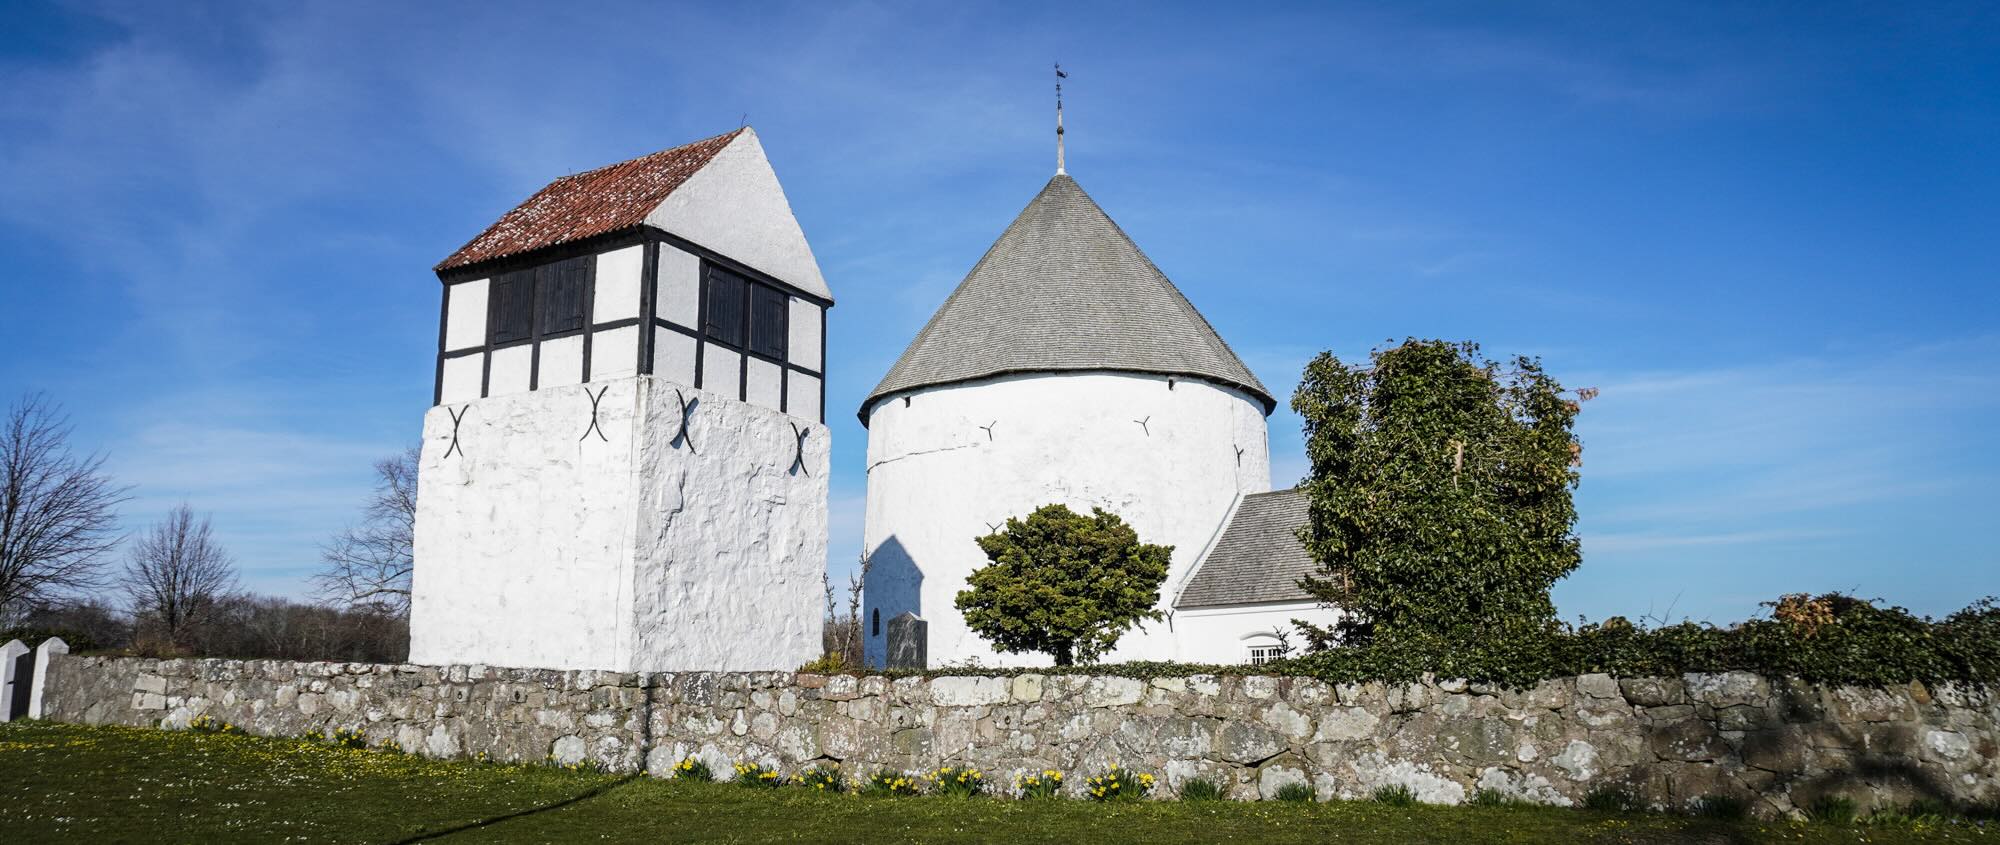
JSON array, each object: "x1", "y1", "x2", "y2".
[
  {"x1": 1290, "y1": 340, "x2": 1583, "y2": 651},
  {"x1": 1268, "y1": 593, "x2": 2000, "y2": 688},
  {"x1": 826, "y1": 592, "x2": 2000, "y2": 689}
]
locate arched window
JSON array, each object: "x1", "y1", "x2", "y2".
[
  {"x1": 1242, "y1": 632, "x2": 1286, "y2": 665},
  {"x1": 872, "y1": 609, "x2": 881, "y2": 636}
]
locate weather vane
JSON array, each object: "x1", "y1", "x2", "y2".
[{"x1": 1055, "y1": 62, "x2": 1067, "y2": 175}]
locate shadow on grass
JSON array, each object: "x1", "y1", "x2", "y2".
[{"x1": 387, "y1": 774, "x2": 640, "y2": 844}]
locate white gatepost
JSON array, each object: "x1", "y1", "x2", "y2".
[
  {"x1": 0, "y1": 639, "x2": 27, "y2": 722},
  {"x1": 28, "y1": 637, "x2": 68, "y2": 720}
]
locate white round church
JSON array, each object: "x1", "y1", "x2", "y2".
[{"x1": 861, "y1": 171, "x2": 1340, "y2": 668}]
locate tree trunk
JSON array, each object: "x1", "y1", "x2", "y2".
[{"x1": 1053, "y1": 641, "x2": 1074, "y2": 666}]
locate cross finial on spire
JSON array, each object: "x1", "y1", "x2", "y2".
[{"x1": 1055, "y1": 62, "x2": 1067, "y2": 175}]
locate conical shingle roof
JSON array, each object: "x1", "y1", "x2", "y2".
[{"x1": 862, "y1": 175, "x2": 1272, "y2": 422}]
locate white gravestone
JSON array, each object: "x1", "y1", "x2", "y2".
[{"x1": 28, "y1": 637, "x2": 68, "y2": 719}]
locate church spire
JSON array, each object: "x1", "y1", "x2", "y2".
[{"x1": 1055, "y1": 62, "x2": 1067, "y2": 175}]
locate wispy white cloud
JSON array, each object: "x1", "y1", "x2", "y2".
[
  {"x1": 98, "y1": 384, "x2": 403, "y2": 598},
  {"x1": 1575, "y1": 336, "x2": 2000, "y2": 484},
  {"x1": 1560, "y1": 336, "x2": 2000, "y2": 619}
]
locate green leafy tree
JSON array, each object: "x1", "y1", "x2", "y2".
[
  {"x1": 1292, "y1": 340, "x2": 1584, "y2": 649},
  {"x1": 954, "y1": 504, "x2": 1171, "y2": 666}
]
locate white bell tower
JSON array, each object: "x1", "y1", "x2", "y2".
[{"x1": 410, "y1": 128, "x2": 831, "y2": 673}]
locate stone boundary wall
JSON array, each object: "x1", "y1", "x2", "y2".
[{"x1": 38, "y1": 654, "x2": 1999, "y2": 817}]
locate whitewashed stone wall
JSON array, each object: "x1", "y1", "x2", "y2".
[
  {"x1": 38, "y1": 655, "x2": 2000, "y2": 817},
  {"x1": 863, "y1": 371, "x2": 1274, "y2": 667},
  {"x1": 411, "y1": 373, "x2": 826, "y2": 673}
]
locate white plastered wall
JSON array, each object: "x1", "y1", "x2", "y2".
[
  {"x1": 860, "y1": 371, "x2": 1271, "y2": 668},
  {"x1": 787, "y1": 298, "x2": 822, "y2": 372},
  {"x1": 644, "y1": 129, "x2": 831, "y2": 300},
  {"x1": 593, "y1": 245, "x2": 644, "y2": 323},
  {"x1": 488, "y1": 346, "x2": 531, "y2": 396},
  {"x1": 703, "y1": 348, "x2": 741, "y2": 397},
  {"x1": 444, "y1": 279, "x2": 488, "y2": 351},
  {"x1": 592, "y1": 325, "x2": 640, "y2": 381},
  {"x1": 654, "y1": 331, "x2": 698, "y2": 385},
  {"x1": 788, "y1": 374, "x2": 821, "y2": 424},
  {"x1": 538, "y1": 336, "x2": 583, "y2": 388},
  {"x1": 746, "y1": 358, "x2": 783, "y2": 413},
  {"x1": 656, "y1": 245, "x2": 700, "y2": 327},
  {"x1": 627, "y1": 377, "x2": 828, "y2": 669},
  {"x1": 1171, "y1": 601, "x2": 1342, "y2": 665},
  {"x1": 440, "y1": 356, "x2": 483, "y2": 404},
  {"x1": 411, "y1": 374, "x2": 827, "y2": 671}
]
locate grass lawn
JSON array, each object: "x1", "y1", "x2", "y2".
[{"x1": 1, "y1": 721, "x2": 1992, "y2": 844}]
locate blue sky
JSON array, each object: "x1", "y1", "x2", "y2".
[{"x1": 2, "y1": 1, "x2": 1994, "y2": 624}]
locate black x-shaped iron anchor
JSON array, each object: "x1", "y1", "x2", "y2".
[
  {"x1": 579, "y1": 386, "x2": 610, "y2": 442},
  {"x1": 788, "y1": 422, "x2": 811, "y2": 476},
  {"x1": 443, "y1": 405, "x2": 469, "y2": 459},
  {"x1": 669, "y1": 389, "x2": 697, "y2": 453}
]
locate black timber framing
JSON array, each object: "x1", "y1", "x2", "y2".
[
  {"x1": 430, "y1": 224, "x2": 832, "y2": 421},
  {"x1": 638, "y1": 240, "x2": 660, "y2": 375},
  {"x1": 819, "y1": 299, "x2": 828, "y2": 422},
  {"x1": 526, "y1": 273, "x2": 542, "y2": 392},
  {"x1": 692, "y1": 250, "x2": 708, "y2": 391},
  {"x1": 579, "y1": 254, "x2": 598, "y2": 383},
  {"x1": 433, "y1": 283, "x2": 450, "y2": 406},
  {"x1": 652, "y1": 297, "x2": 823, "y2": 403}
]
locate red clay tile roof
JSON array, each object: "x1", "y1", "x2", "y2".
[{"x1": 435, "y1": 128, "x2": 746, "y2": 273}]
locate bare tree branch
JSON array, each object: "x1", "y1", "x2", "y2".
[
  {"x1": 314, "y1": 446, "x2": 417, "y2": 616},
  {"x1": 846, "y1": 553, "x2": 869, "y2": 665},
  {"x1": 0, "y1": 392, "x2": 128, "y2": 616},
  {"x1": 121, "y1": 503, "x2": 238, "y2": 645}
]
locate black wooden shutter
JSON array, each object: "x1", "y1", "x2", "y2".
[
  {"x1": 538, "y1": 257, "x2": 588, "y2": 335},
  {"x1": 489, "y1": 270, "x2": 536, "y2": 344},
  {"x1": 749, "y1": 285, "x2": 788, "y2": 359},
  {"x1": 704, "y1": 267, "x2": 747, "y2": 347}
]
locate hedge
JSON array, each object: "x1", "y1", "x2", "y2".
[{"x1": 862, "y1": 595, "x2": 2000, "y2": 690}]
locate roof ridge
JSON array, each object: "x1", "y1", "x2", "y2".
[
  {"x1": 547, "y1": 127, "x2": 748, "y2": 185},
  {"x1": 435, "y1": 128, "x2": 746, "y2": 273}
]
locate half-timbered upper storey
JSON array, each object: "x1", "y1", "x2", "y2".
[{"x1": 431, "y1": 127, "x2": 831, "y2": 422}]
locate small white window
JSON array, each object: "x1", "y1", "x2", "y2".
[{"x1": 1243, "y1": 632, "x2": 1289, "y2": 665}]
